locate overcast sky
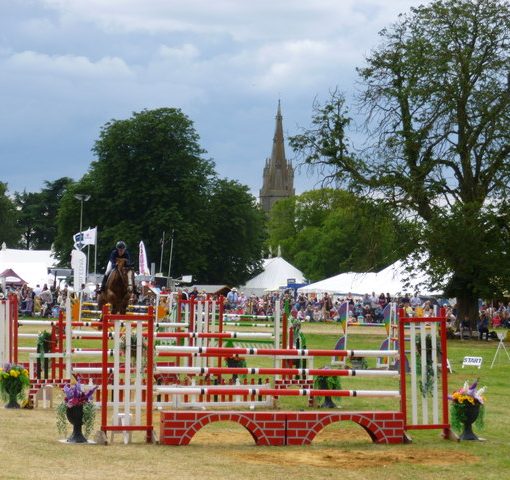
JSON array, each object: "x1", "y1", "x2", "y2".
[{"x1": 1, "y1": 0, "x2": 423, "y2": 199}]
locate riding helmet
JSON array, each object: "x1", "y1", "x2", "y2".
[{"x1": 116, "y1": 241, "x2": 126, "y2": 249}]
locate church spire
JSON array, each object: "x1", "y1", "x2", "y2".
[
  {"x1": 270, "y1": 99, "x2": 285, "y2": 169},
  {"x1": 259, "y1": 101, "x2": 295, "y2": 213}
]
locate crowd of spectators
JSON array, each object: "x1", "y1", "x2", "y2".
[
  {"x1": 5, "y1": 279, "x2": 509, "y2": 343},
  {"x1": 1, "y1": 283, "x2": 71, "y2": 318}
]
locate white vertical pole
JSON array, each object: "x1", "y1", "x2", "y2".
[
  {"x1": 65, "y1": 296, "x2": 72, "y2": 378},
  {"x1": 420, "y1": 322, "x2": 429, "y2": 424},
  {"x1": 94, "y1": 226, "x2": 98, "y2": 280},
  {"x1": 185, "y1": 301, "x2": 191, "y2": 368},
  {"x1": 134, "y1": 321, "x2": 142, "y2": 424},
  {"x1": 431, "y1": 322, "x2": 439, "y2": 424},
  {"x1": 113, "y1": 321, "x2": 121, "y2": 422},
  {"x1": 0, "y1": 300, "x2": 8, "y2": 365},
  {"x1": 410, "y1": 323, "x2": 418, "y2": 425},
  {"x1": 124, "y1": 322, "x2": 131, "y2": 423},
  {"x1": 274, "y1": 299, "x2": 280, "y2": 350}
]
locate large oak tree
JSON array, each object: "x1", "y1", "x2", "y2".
[
  {"x1": 54, "y1": 108, "x2": 265, "y2": 285},
  {"x1": 291, "y1": 0, "x2": 510, "y2": 325}
]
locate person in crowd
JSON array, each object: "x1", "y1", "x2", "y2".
[
  {"x1": 33, "y1": 284, "x2": 42, "y2": 296},
  {"x1": 478, "y1": 311, "x2": 490, "y2": 341},
  {"x1": 345, "y1": 292, "x2": 355, "y2": 305},
  {"x1": 39, "y1": 285, "x2": 53, "y2": 318},
  {"x1": 353, "y1": 299, "x2": 364, "y2": 319},
  {"x1": 305, "y1": 302, "x2": 314, "y2": 322},
  {"x1": 422, "y1": 300, "x2": 433, "y2": 317},
  {"x1": 378, "y1": 292, "x2": 387, "y2": 308},
  {"x1": 99, "y1": 241, "x2": 132, "y2": 292},
  {"x1": 410, "y1": 293, "x2": 422, "y2": 308},
  {"x1": 460, "y1": 314, "x2": 472, "y2": 339},
  {"x1": 363, "y1": 304, "x2": 373, "y2": 323},
  {"x1": 362, "y1": 293, "x2": 371, "y2": 306},
  {"x1": 401, "y1": 293, "x2": 411, "y2": 306},
  {"x1": 238, "y1": 291, "x2": 247, "y2": 311},
  {"x1": 321, "y1": 292, "x2": 333, "y2": 321},
  {"x1": 369, "y1": 291, "x2": 379, "y2": 309},
  {"x1": 226, "y1": 288, "x2": 239, "y2": 310}
]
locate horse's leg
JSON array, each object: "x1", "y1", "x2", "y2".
[{"x1": 119, "y1": 295, "x2": 129, "y2": 315}]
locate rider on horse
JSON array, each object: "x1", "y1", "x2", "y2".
[{"x1": 100, "y1": 240, "x2": 132, "y2": 292}]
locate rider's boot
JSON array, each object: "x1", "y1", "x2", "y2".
[{"x1": 100, "y1": 274, "x2": 107, "y2": 293}]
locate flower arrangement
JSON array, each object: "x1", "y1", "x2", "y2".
[
  {"x1": 313, "y1": 367, "x2": 342, "y2": 408},
  {"x1": 449, "y1": 379, "x2": 486, "y2": 434},
  {"x1": 56, "y1": 381, "x2": 98, "y2": 439},
  {"x1": 37, "y1": 330, "x2": 52, "y2": 353},
  {"x1": 225, "y1": 354, "x2": 246, "y2": 368},
  {"x1": 0, "y1": 363, "x2": 30, "y2": 407},
  {"x1": 37, "y1": 330, "x2": 53, "y2": 379}
]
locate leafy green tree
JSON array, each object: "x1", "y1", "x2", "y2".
[
  {"x1": 290, "y1": 0, "x2": 510, "y2": 325},
  {"x1": 14, "y1": 191, "x2": 39, "y2": 249},
  {"x1": 0, "y1": 182, "x2": 21, "y2": 247},
  {"x1": 15, "y1": 177, "x2": 73, "y2": 249},
  {"x1": 268, "y1": 189, "x2": 409, "y2": 281},
  {"x1": 204, "y1": 179, "x2": 266, "y2": 285},
  {"x1": 54, "y1": 108, "x2": 266, "y2": 285}
]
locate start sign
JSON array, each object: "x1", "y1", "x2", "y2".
[{"x1": 462, "y1": 356, "x2": 483, "y2": 369}]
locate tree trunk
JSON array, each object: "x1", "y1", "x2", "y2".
[{"x1": 455, "y1": 289, "x2": 479, "y2": 331}]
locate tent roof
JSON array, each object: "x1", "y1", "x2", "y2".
[
  {"x1": 242, "y1": 257, "x2": 305, "y2": 293},
  {"x1": 0, "y1": 247, "x2": 56, "y2": 288},
  {"x1": 0, "y1": 268, "x2": 27, "y2": 285},
  {"x1": 298, "y1": 259, "x2": 439, "y2": 296}
]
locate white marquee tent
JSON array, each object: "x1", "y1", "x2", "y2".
[
  {"x1": 241, "y1": 257, "x2": 306, "y2": 297},
  {"x1": 298, "y1": 260, "x2": 438, "y2": 297},
  {"x1": 0, "y1": 245, "x2": 56, "y2": 288}
]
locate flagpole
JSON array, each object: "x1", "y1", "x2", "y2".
[
  {"x1": 167, "y1": 229, "x2": 174, "y2": 287},
  {"x1": 94, "y1": 226, "x2": 98, "y2": 282},
  {"x1": 159, "y1": 231, "x2": 165, "y2": 275}
]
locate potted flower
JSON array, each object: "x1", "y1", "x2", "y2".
[
  {"x1": 449, "y1": 379, "x2": 486, "y2": 441},
  {"x1": 313, "y1": 367, "x2": 342, "y2": 408},
  {"x1": 0, "y1": 363, "x2": 30, "y2": 408},
  {"x1": 56, "y1": 381, "x2": 97, "y2": 443},
  {"x1": 225, "y1": 354, "x2": 246, "y2": 382}
]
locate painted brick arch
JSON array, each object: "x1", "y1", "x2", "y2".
[{"x1": 160, "y1": 411, "x2": 405, "y2": 446}]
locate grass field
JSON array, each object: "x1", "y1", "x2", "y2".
[{"x1": 1, "y1": 321, "x2": 510, "y2": 480}]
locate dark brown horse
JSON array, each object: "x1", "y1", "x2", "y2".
[{"x1": 97, "y1": 258, "x2": 135, "y2": 314}]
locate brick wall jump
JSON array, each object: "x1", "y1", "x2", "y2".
[{"x1": 160, "y1": 410, "x2": 405, "y2": 446}]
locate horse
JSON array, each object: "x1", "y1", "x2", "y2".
[{"x1": 97, "y1": 257, "x2": 135, "y2": 315}]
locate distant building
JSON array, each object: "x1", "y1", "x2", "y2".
[{"x1": 259, "y1": 101, "x2": 295, "y2": 213}]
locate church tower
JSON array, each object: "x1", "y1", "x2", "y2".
[{"x1": 259, "y1": 101, "x2": 295, "y2": 213}]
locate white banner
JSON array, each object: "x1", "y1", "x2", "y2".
[
  {"x1": 71, "y1": 249, "x2": 87, "y2": 289},
  {"x1": 139, "y1": 241, "x2": 150, "y2": 276},
  {"x1": 73, "y1": 227, "x2": 97, "y2": 250}
]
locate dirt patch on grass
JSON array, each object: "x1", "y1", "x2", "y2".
[
  {"x1": 193, "y1": 429, "x2": 478, "y2": 470},
  {"x1": 230, "y1": 447, "x2": 478, "y2": 469}
]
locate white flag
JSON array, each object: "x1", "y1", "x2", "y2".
[
  {"x1": 82, "y1": 227, "x2": 97, "y2": 245},
  {"x1": 139, "y1": 241, "x2": 150, "y2": 276},
  {"x1": 73, "y1": 227, "x2": 97, "y2": 250}
]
